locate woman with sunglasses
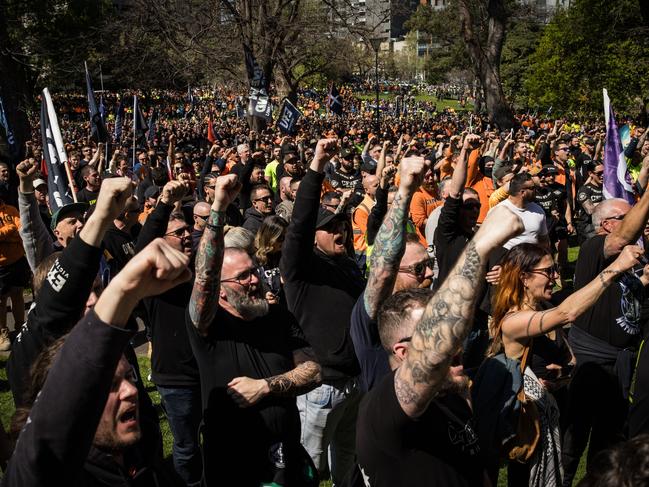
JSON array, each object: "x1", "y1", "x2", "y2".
[{"x1": 488, "y1": 242, "x2": 645, "y2": 487}]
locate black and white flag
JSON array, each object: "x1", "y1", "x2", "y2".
[
  {"x1": 277, "y1": 99, "x2": 302, "y2": 135},
  {"x1": 41, "y1": 88, "x2": 74, "y2": 212}
]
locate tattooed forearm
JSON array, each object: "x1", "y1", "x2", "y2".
[
  {"x1": 189, "y1": 209, "x2": 225, "y2": 334},
  {"x1": 397, "y1": 240, "x2": 486, "y2": 417},
  {"x1": 265, "y1": 360, "x2": 321, "y2": 397},
  {"x1": 364, "y1": 190, "x2": 412, "y2": 318}
]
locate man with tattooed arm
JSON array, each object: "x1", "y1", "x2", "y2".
[
  {"x1": 356, "y1": 203, "x2": 524, "y2": 486},
  {"x1": 186, "y1": 174, "x2": 322, "y2": 486}
]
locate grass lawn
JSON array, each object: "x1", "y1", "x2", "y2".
[{"x1": 354, "y1": 94, "x2": 472, "y2": 112}]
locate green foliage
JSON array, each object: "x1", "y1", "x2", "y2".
[
  {"x1": 405, "y1": 3, "x2": 470, "y2": 84},
  {"x1": 500, "y1": 18, "x2": 543, "y2": 109},
  {"x1": 524, "y1": 0, "x2": 649, "y2": 114},
  {"x1": 3, "y1": 0, "x2": 115, "y2": 91}
]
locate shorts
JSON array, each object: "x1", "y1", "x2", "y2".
[{"x1": 0, "y1": 256, "x2": 30, "y2": 295}]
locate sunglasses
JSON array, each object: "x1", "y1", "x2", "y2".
[
  {"x1": 165, "y1": 226, "x2": 190, "y2": 238},
  {"x1": 254, "y1": 195, "x2": 273, "y2": 203},
  {"x1": 398, "y1": 259, "x2": 434, "y2": 278},
  {"x1": 557, "y1": 147, "x2": 569, "y2": 152},
  {"x1": 527, "y1": 264, "x2": 558, "y2": 280},
  {"x1": 593, "y1": 171, "x2": 603, "y2": 176}
]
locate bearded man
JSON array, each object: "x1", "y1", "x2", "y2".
[{"x1": 187, "y1": 174, "x2": 322, "y2": 487}]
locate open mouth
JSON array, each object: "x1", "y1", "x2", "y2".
[
  {"x1": 119, "y1": 406, "x2": 137, "y2": 425},
  {"x1": 333, "y1": 235, "x2": 344, "y2": 246}
]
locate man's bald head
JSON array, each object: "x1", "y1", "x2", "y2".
[
  {"x1": 592, "y1": 198, "x2": 631, "y2": 234},
  {"x1": 363, "y1": 175, "x2": 379, "y2": 198}
]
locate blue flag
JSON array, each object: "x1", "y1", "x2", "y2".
[
  {"x1": 277, "y1": 99, "x2": 302, "y2": 135},
  {"x1": 85, "y1": 62, "x2": 109, "y2": 143},
  {"x1": 327, "y1": 84, "x2": 343, "y2": 116},
  {"x1": 114, "y1": 101, "x2": 125, "y2": 142},
  {"x1": 148, "y1": 108, "x2": 157, "y2": 144},
  {"x1": 0, "y1": 96, "x2": 18, "y2": 158}
]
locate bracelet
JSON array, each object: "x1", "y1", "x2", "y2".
[{"x1": 206, "y1": 210, "x2": 227, "y2": 230}]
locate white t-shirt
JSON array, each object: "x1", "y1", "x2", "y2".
[{"x1": 495, "y1": 198, "x2": 548, "y2": 249}]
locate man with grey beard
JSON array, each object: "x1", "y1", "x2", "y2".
[{"x1": 187, "y1": 174, "x2": 322, "y2": 487}]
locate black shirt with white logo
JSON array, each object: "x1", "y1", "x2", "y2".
[
  {"x1": 356, "y1": 371, "x2": 483, "y2": 487},
  {"x1": 575, "y1": 183, "x2": 603, "y2": 223},
  {"x1": 573, "y1": 235, "x2": 646, "y2": 348}
]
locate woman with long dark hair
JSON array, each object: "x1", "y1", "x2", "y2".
[{"x1": 490, "y1": 242, "x2": 644, "y2": 487}]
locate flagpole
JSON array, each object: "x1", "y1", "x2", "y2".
[
  {"x1": 133, "y1": 95, "x2": 137, "y2": 170},
  {"x1": 99, "y1": 65, "x2": 109, "y2": 164},
  {"x1": 43, "y1": 88, "x2": 77, "y2": 202}
]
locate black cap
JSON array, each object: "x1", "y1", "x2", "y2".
[
  {"x1": 283, "y1": 152, "x2": 299, "y2": 164},
  {"x1": 360, "y1": 161, "x2": 377, "y2": 175},
  {"x1": 340, "y1": 148, "x2": 355, "y2": 160},
  {"x1": 539, "y1": 164, "x2": 558, "y2": 176},
  {"x1": 316, "y1": 207, "x2": 347, "y2": 230},
  {"x1": 144, "y1": 186, "x2": 160, "y2": 200},
  {"x1": 50, "y1": 202, "x2": 89, "y2": 231}
]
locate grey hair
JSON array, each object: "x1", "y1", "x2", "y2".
[
  {"x1": 224, "y1": 226, "x2": 255, "y2": 254},
  {"x1": 592, "y1": 198, "x2": 628, "y2": 230},
  {"x1": 237, "y1": 143, "x2": 249, "y2": 155}
]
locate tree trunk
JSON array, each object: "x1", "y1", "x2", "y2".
[{"x1": 457, "y1": 0, "x2": 515, "y2": 130}]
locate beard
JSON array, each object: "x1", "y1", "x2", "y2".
[{"x1": 223, "y1": 284, "x2": 270, "y2": 320}]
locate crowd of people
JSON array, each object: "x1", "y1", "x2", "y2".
[{"x1": 0, "y1": 87, "x2": 648, "y2": 487}]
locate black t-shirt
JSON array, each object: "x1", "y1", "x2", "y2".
[
  {"x1": 144, "y1": 281, "x2": 199, "y2": 387},
  {"x1": 76, "y1": 186, "x2": 100, "y2": 205},
  {"x1": 573, "y1": 234, "x2": 645, "y2": 348},
  {"x1": 327, "y1": 167, "x2": 362, "y2": 193},
  {"x1": 185, "y1": 305, "x2": 308, "y2": 484},
  {"x1": 629, "y1": 338, "x2": 649, "y2": 437},
  {"x1": 356, "y1": 371, "x2": 483, "y2": 487},
  {"x1": 575, "y1": 183, "x2": 603, "y2": 222},
  {"x1": 535, "y1": 183, "x2": 566, "y2": 217},
  {"x1": 349, "y1": 291, "x2": 391, "y2": 393}
]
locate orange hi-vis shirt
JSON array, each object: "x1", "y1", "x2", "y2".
[
  {"x1": 465, "y1": 149, "x2": 494, "y2": 224},
  {"x1": 353, "y1": 194, "x2": 375, "y2": 253},
  {"x1": 0, "y1": 204, "x2": 24, "y2": 266},
  {"x1": 410, "y1": 186, "x2": 442, "y2": 245}
]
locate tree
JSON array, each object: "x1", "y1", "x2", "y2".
[
  {"x1": 456, "y1": 0, "x2": 515, "y2": 129},
  {"x1": 524, "y1": 0, "x2": 649, "y2": 114},
  {"x1": 0, "y1": 0, "x2": 114, "y2": 161}
]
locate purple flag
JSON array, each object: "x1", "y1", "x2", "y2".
[{"x1": 603, "y1": 89, "x2": 634, "y2": 204}]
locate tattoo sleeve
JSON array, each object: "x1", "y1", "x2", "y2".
[
  {"x1": 188, "y1": 209, "x2": 225, "y2": 335},
  {"x1": 364, "y1": 191, "x2": 412, "y2": 319},
  {"x1": 395, "y1": 240, "x2": 486, "y2": 417},
  {"x1": 265, "y1": 349, "x2": 321, "y2": 397}
]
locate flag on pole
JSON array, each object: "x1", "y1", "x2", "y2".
[
  {"x1": 0, "y1": 95, "x2": 18, "y2": 158},
  {"x1": 147, "y1": 108, "x2": 157, "y2": 144},
  {"x1": 114, "y1": 100, "x2": 125, "y2": 142},
  {"x1": 133, "y1": 95, "x2": 147, "y2": 165},
  {"x1": 327, "y1": 84, "x2": 343, "y2": 115},
  {"x1": 277, "y1": 99, "x2": 302, "y2": 135},
  {"x1": 243, "y1": 44, "x2": 272, "y2": 122},
  {"x1": 207, "y1": 116, "x2": 218, "y2": 144},
  {"x1": 603, "y1": 89, "x2": 635, "y2": 204},
  {"x1": 84, "y1": 62, "x2": 109, "y2": 143},
  {"x1": 41, "y1": 88, "x2": 75, "y2": 212}
]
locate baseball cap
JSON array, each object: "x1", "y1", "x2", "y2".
[
  {"x1": 315, "y1": 207, "x2": 347, "y2": 230},
  {"x1": 144, "y1": 186, "x2": 160, "y2": 200},
  {"x1": 493, "y1": 163, "x2": 514, "y2": 181},
  {"x1": 539, "y1": 164, "x2": 558, "y2": 176},
  {"x1": 50, "y1": 202, "x2": 89, "y2": 231},
  {"x1": 33, "y1": 178, "x2": 47, "y2": 189},
  {"x1": 340, "y1": 148, "x2": 355, "y2": 160}
]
